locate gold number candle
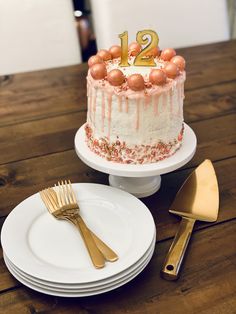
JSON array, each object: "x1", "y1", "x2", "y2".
[
  {"x1": 119, "y1": 31, "x2": 130, "y2": 67},
  {"x1": 119, "y1": 30, "x2": 159, "y2": 67},
  {"x1": 134, "y1": 30, "x2": 159, "y2": 66}
]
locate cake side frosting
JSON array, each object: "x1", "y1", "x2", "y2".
[{"x1": 85, "y1": 44, "x2": 186, "y2": 164}]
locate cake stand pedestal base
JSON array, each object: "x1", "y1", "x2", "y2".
[
  {"x1": 109, "y1": 175, "x2": 161, "y2": 198},
  {"x1": 74, "y1": 123, "x2": 197, "y2": 198}
]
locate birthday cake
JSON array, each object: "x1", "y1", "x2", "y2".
[{"x1": 85, "y1": 31, "x2": 186, "y2": 164}]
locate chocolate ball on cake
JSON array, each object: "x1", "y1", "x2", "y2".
[
  {"x1": 160, "y1": 48, "x2": 176, "y2": 61},
  {"x1": 97, "y1": 49, "x2": 112, "y2": 61},
  {"x1": 127, "y1": 74, "x2": 145, "y2": 91},
  {"x1": 146, "y1": 47, "x2": 160, "y2": 58},
  {"x1": 90, "y1": 63, "x2": 107, "y2": 80},
  {"x1": 128, "y1": 42, "x2": 142, "y2": 56},
  {"x1": 109, "y1": 45, "x2": 122, "y2": 59},
  {"x1": 163, "y1": 62, "x2": 180, "y2": 78},
  {"x1": 88, "y1": 55, "x2": 103, "y2": 68},
  {"x1": 149, "y1": 69, "x2": 167, "y2": 85},
  {"x1": 171, "y1": 55, "x2": 186, "y2": 71},
  {"x1": 107, "y1": 69, "x2": 125, "y2": 86}
]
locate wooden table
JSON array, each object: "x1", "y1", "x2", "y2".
[{"x1": 0, "y1": 40, "x2": 236, "y2": 314}]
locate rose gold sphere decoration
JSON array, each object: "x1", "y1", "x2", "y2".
[
  {"x1": 163, "y1": 62, "x2": 180, "y2": 79},
  {"x1": 146, "y1": 46, "x2": 160, "y2": 57},
  {"x1": 170, "y1": 55, "x2": 186, "y2": 71},
  {"x1": 160, "y1": 48, "x2": 176, "y2": 61},
  {"x1": 88, "y1": 55, "x2": 103, "y2": 67},
  {"x1": 90, "y1": 63, "x2": 107, "y2": 80},
  {"x1": 128, "y1": 42, "x2": 142, "y2": 56},
  {"x1": 107, "y1": 69, "x2": 125, "y2": 86},
  {"x1": 149, "y1": 69, "x2": 167, "y2": 85},
  {"x1": 109, "y1": 45, "x2": 121, "y2": 59},
  {"x1": 97, "y1": 49, "x2": 112, "y2": 61},
  {"x1": 127, "y1": 74, "x2": 145, "y2": 91}
]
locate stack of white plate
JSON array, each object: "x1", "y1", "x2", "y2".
[{"x1": 1, "y1": 183, "x2": 156, "y2": 297}]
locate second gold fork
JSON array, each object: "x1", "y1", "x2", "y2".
[{"x1": 41, "y1": 181, "x2": 118, "y2": 265}]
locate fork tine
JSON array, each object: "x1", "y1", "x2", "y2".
[
  {"x1": 54, "y1": 180, "x2": 76, "y2": 206},
  {"x1": 40, "y1": 191, "x2": 49, "y2": 210},
  {"x1": 58, "y1": 181, "x2": 63, "y2": 205},
  {"x1": 48, "y1": 188, "x2": 58, "y2": 204},
  {"x1": 58, "y1": 181, "x2": 66, "y2": 206},
  {"x1": 64, "y1": 180, "x2": 70, "y2": 202},
  {"x1": 68, "y1": 180, "x2": 77, "y2": 203},
  {"x1": 62, "y1": 180, "x2": 69, "y2": 205},
  {"x1": 55, "y1": 183, "x2": 63, "y2": 207},
  {"x1": 65, "y1": 180, "x2": 74, "y2": 204},
  {"x1": 47, "y1": 188, "x2": 58, "y2": 208},
  {"x1": 45, "y1": 189, "x2": 58, "y2": 209},
  {"x1": 40, "y1": 190, "x2": 55, "y2": 213}
]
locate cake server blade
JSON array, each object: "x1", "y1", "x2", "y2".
[{"x1": 161, "y1": 159, "x2": 219, "y2": 280}]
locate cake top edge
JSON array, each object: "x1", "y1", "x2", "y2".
[{"x1": 87, "y1": 44, "x2": 186, "y2": 92}]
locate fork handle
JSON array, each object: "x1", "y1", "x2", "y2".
[
  {"x1": 89, "y1": 230, "x2": 118, "y2": 262},
  {"x1": 67, "y1": 216, "x2": 105, "y2": 269},
  {"x1": 70, "y1": 215, "x2": 118, "y2": 262}
]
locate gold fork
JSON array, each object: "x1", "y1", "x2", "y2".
[
  {"x1": 54, "y1": 181, "x2": 118, "y2": 262},
  {"x1": 40, "y1": 181, "x2": 118, "y2": 267},
  {"x1": 40, "y1": 186, "x2": 105, "y2": 269}
]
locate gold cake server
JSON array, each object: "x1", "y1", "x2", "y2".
[{"x1": 161, "y1": 159, "x2": 219, "y2": 280}]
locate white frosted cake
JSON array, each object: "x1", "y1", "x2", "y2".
[{"x1": 85, "y1": 40, "x2": 186, "y2": 164}]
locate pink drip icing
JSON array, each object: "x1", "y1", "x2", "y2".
[
  {"x1": 89, "y1": 88, "x2": 93, "y2": 123},
  {"x1": 170, "y1": 90, "x2": 173, "y2": 114},
  {"x1": 162, "y1": 92, "x2": 167, "y2": 110},
  {"x1": 125, "y1": 97, "x2": 129, "y2": 113},
  {"x1": 177, "y1": 83, "x2": 182, "y2": 116},
  {"x1": 181, "y1": 82, "x2": 185, "y2": 99},
  {"x1": 86, "y1": 82, "x2": 89, "y2": 97},
  {"x1": 107, "y1": 93, "x2": 112, "y2": 139},
  {"x1": 144, "y1": 95, "x2": 150, "y2": 110},
  {"x1": 93, "y1": 89, "x2": 97, "y2": 112},
  {"x1": 101, "y1": 91, "x2": 105, "y2": 132},
  {"x1": 136, "y1": 98, "x2": 140, "y2": 130},
  {"x1": 154, "y1": 94, "x2": 159, "y2": 116},
  {"x1": 93, "y1": 89, "x2": 97, "y2": 127},
  {"x1": 117, "y1": 95, "x2": 122, "y2": 112}
]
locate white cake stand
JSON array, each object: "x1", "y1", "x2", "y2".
[{"x1": 74, "y1": 123, "x2": 197, "y2": 198}]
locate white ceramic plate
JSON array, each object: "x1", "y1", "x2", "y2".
[
  {"x1": 4, "y1": 235, "x2": 155, "y2": 293},
  {"x1": 1, "y1": 183, "x2": 155, "y2": 284},
  {"x1": 4, "y1": 244, "x2": 155, "y2": 297},
  {"x1": 3, "y1": 229, "x2": 156, "y2": 291},
  {"x1": 75, "y1": 123, "x2": 197, "y2": 177}
]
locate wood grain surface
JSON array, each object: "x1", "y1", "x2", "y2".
[{"x1": 0, "y1": 40, "x2": 235, "y2": 314}]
